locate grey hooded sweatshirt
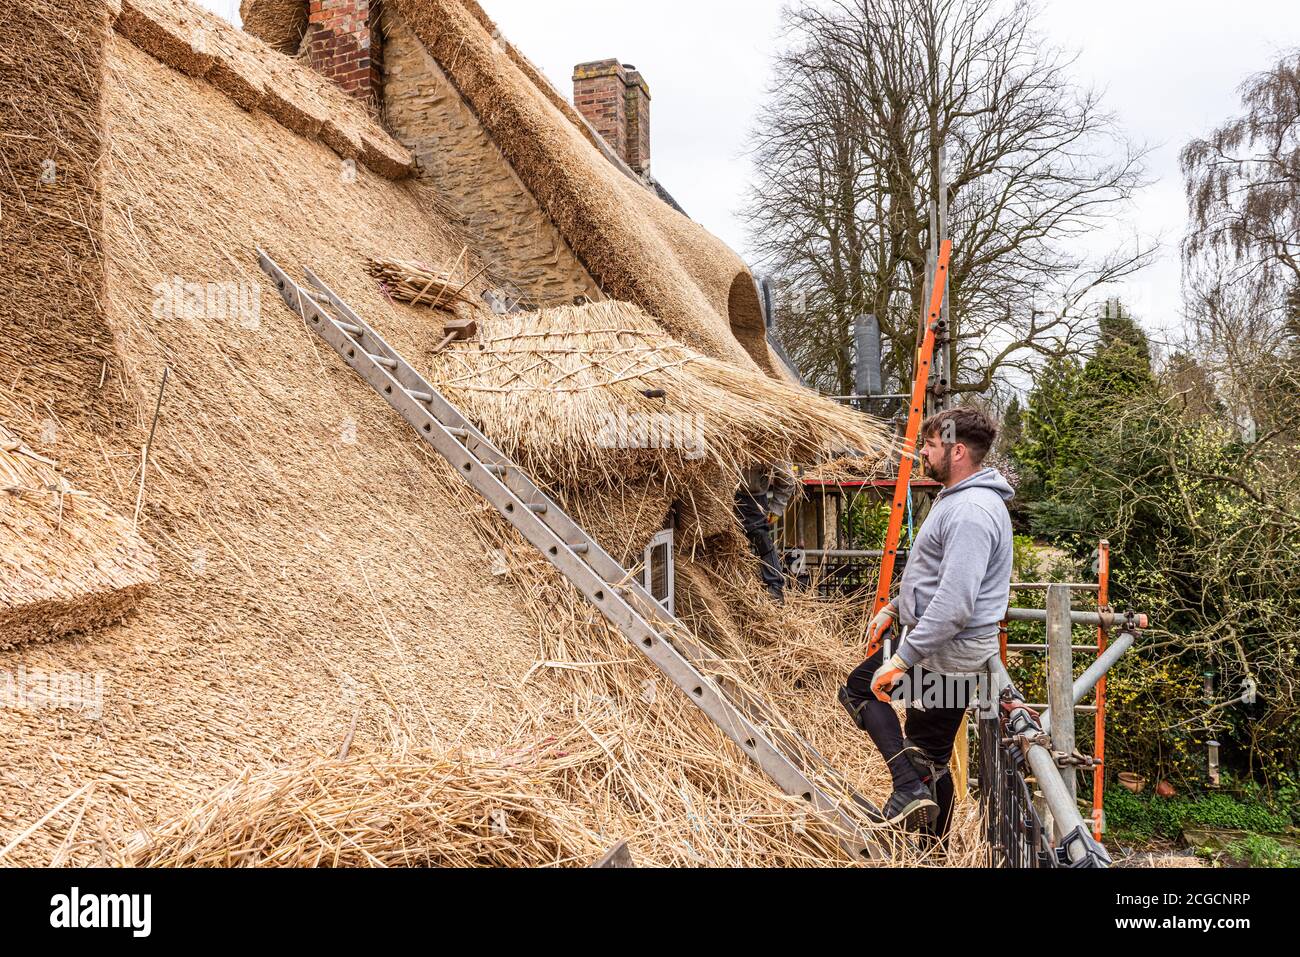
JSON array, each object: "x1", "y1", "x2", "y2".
[{"x1": 895, "y1": 468, "x2": 1014, "y2": 675}]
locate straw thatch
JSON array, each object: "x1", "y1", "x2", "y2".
[
  {"x1": 427, "y1": 300, "x2": 895, "y2": 488},
  {"x1": 114, "y1": 0, "x2": 413, "y2": 178},
  {"x1": 0, "y1": 423, "x2": 158, "y2": 650},
  {"x1": 239, "y1": 0, "x2": 306, "y2": 55},
  {"x1": 0, "y1": 0, "x2": 116, "y2": 423},
  {"x1": 0, "y1": 16, "x2": 538, "y2": 865},
  {"x1": 385, "y1": 0, "x2": 781, "y2": 372}
]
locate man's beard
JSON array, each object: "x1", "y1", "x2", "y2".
[{"x1": 924, "y1": 446, "x2": 953, "y2": 483}]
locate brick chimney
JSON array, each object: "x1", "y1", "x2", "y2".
[
  {"x1": 623, "y1": 67, "x2": 651, "y2": 174},
  {"x1": 304, "y1": 0, "x2": 382, "y2": 104},
  {"x1": 573, "y1": 59, "x2": 651, "y2": 176}
]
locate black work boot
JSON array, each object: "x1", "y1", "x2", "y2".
[{"x1": 881, "y1": 782, "x2": 937, "y2": 828}]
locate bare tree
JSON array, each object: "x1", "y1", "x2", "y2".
[
  {"x1": 1182, "y1": 50, "x2": 1300, "y2": 444},
  {"x1": 1182, "y1": 51, "x2": 1300, "y2": 291},
  {"x1": 744, "y1": 0, "x2": 1152, "y2": 398},
  {"x1": 1181, "y1": 273, "x2": 1296, "y2": 439}
]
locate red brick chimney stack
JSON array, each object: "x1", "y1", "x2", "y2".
[
  {"x1": 573, "y1": 59, "x2": 651, "y2": 176},
  {"x1": 305, "y1": 0, "x2": 382, "y2": 104},
  {"x1": 623, "y1": 66, "x2": 651, "y2": 174}
]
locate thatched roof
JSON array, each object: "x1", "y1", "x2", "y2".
[
  {"x1": 242, "y1": 0, "x2": 780, "y2": 372},
  {"x1": 116, "y1": 0, "x2": 413, "y2": 178},
  {"x1": 428, "y1": 300, "x2": 893, "y2": 487},
  {"x1": 386, "y1": 0, "x2": 778, "y2": 371},
  {"x1": 0, "y1": 423, "x2": 158, "y2": 650}
]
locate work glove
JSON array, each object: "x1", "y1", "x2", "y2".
[
  {"x1": 865, "y1": 603, "x2": 896, "y2": 653},
  {"x1": 872, "y1": 654, "x2": 909, "y2": 703}
]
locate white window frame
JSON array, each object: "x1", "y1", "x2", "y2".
[{"x1": 641, "y1": 528, "x2": 675, "y2": 617}]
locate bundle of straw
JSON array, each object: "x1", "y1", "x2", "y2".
[{"x1": 368, "y1": 257, "x2": 483, "y2": 311}]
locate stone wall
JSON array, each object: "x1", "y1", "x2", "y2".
[{"x1": 382, "y1": 10, "x2": 600, "y2": 306}]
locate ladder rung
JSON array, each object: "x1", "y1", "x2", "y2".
[
  {"x1": 485, "y1": 464, "x2": 506, "y2": 476},
  {"x1": 338, "y1": 322, "x2": 362, "y2": 336},
  {"x1": 408, "y1": 390, "x2": 433, "y2": 403},
  {"x1": 370, "y1": 355, "x2": 397, "y2": 370},
  {"x1": 528, "y1": 503, "x2": 548, "y2": 514},
  {"x1": 571, "y1": 544, "x2": 589, "y2": 555},
  {"x1": 448, "y1": 428, "x2": 469, "y2": 440}
]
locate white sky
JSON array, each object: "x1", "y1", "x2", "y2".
[{"x1": 198, "y1": 0, "x2": 1298, "y2": 342}]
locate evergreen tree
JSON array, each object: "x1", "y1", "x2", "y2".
[
  {"x1": 1014, "y1": 300, "x2": 1154, "y2": 538},
  {"x1": 1013, "y1": 354, "x2": 1084, "y2": 503},
  {"x1": 999, "y1": 396, "x2": 1024, "y2": 456},
  {"x1": 1086, "y1": 301, "x2": 1155, "y2": 397}
]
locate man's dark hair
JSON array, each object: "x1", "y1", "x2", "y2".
[{"x1": 921, "y1": 407, "x2": 997, "y2": 465}]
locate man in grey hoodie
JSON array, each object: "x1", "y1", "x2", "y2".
[{"x1": 839, "y1": 407, "x2": 1014, "y2": 835}]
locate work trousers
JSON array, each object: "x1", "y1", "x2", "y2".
[
  {"x1": 735, "y1": 487, "x2": 784, "y2": 600},
  {"x1": 844, "y1": 646, "x2": 976, "y2": 839}
]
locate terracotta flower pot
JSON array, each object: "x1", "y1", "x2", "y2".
[{"x1": 1118, "y1": 771, "x2": 1147, "y2": 793}]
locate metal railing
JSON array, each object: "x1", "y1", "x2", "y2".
[
  {"x1": 976, "y1": 699, "x2": 1055, "y2": 867},
  {"x1": 975, "y1": 576, "x2": 1145, "y2": 868},
  {"x1": 978, "y1": 655, "x2": 1113, "y2": 867}
]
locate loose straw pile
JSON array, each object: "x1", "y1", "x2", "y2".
[{"x1": 124, "y1": 739, "x2": 612, "y2": 868}]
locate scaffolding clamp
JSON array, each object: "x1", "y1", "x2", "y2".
[{"x1": 1055, "y1": 824, "x2": 1113, "y2": 868}]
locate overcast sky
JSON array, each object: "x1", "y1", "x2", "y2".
[{"x1": 199, "y1": 0, "x2": 1298, "y2": 342}]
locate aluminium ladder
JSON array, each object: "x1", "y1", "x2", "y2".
[{"x1": 257, "y1": 250, "x2": 906, "y2": 863}]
